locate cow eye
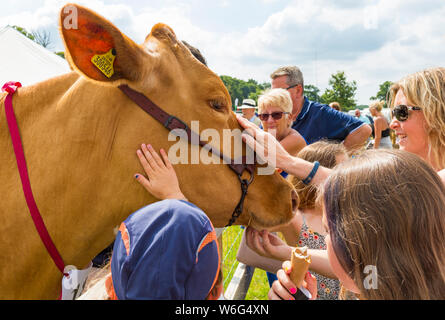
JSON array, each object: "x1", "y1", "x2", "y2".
[{"x1": 209, "y1": 100, "x2": 225, "y2": 112}]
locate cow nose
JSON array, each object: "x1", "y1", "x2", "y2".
[{"x1": 291, "y1": 189, "x2": 299, "y2": 214}]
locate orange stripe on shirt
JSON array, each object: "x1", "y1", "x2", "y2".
[
  {"x1": 105, "y1": 273, "x2": 118, "y2": 300},
  {"x1": 196, "y1": 226, "x2": 221, "y2": 299},
  {"x1": 197, "y1": 230, "x2": 217, "y2": 254},
  {"x1": 119, "y1": 223, "x2": 131, "y2": 256}
]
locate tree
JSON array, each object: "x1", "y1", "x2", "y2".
[
  {"x1": 220, "y1": 75, "x2": 243, "y2": 110},
  {"x1": 370, "y1": 80, "x2": 393, "y2": 107},
  {"x1": 55, "y1": 52, "x2": 66, "y2": 59},
  {"x1": 12, "y1": 25, "x2": 35, "y2": 41},
  {"x1": 31, "y1": 29, "x2": 53, "y2": 49},
  {"x1": 220, "y1": 76, "x2": 270, "y2": 110},
  {"x1": 248, "y1": 82, "x2": 270, "y2": 102},
  {"x1": 321, "y1": 71, "x2": 357, "y2": 111},
  {"x1": 12, "y1": 25, "x2": 59, "y2": 57},
  {"x1": 304, "y1": 84, "x2": 321, "y2": 102}
]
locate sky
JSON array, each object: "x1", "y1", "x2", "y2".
[{"x1": 2, "y1": 0, "x2": 445, "y2": 105}]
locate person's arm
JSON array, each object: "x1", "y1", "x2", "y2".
[
  {"x1": 246, "y1": 228, "x2": 337, "y2": 279},
  {"x1": 343, "y1": 124, "x2": 372, "y2": 151},
  {"x1": 372, "y1": 118, "x2": 383, "y2": 149},
  {"x1": 284, "y1": 157, "x2": 331, "y2": 186},
  {"x1": 279, "y1": 131, "x2": 307, "y2": 157},
  {"x1": 306, "y1": 249, "x2": 337, "y2": 279},
  {"x1": 134, "y1": 144, "x2": 187, "y2": 201},
  {"x1": 237, "y1": 115, "x2": 331, "y2": 185}
]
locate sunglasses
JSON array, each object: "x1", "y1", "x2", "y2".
[
  {"x1": 392, "y1": 104, "x2": 421, "y2": 122},
  {"x1": 286, "y1": 84, "x2": 299, "y2": 90},
  {"x1": 258, "y1": 111, "x2": 290, "y2": 121}
]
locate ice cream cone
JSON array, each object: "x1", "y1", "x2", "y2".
[{"x1": 289, "y1": 246, "x2": 312, "y2": 288}]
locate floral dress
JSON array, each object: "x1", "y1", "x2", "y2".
[{"x1": 297, "y1": 216, "x2": 341, "y2": 300}]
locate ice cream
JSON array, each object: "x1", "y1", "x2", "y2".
[{"x1": 289, "y1": 246, "x2": 312, "y2": 288}]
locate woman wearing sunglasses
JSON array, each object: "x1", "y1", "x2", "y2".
[
  {"x1": 389, "y1": 67, "x2": 445, "y2": 184},
  {"x1": 258, "y1": 88, "x2": 307, "y2": 158}
]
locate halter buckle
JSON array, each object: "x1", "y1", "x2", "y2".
[{"x1": 164, "y1": 115, "x2": 189, "y2": 132}]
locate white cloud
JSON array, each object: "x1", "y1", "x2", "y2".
[
  {"x1": 206, "y1": 0, "x2": 445, "y2": 104},
  {"x1": 1, "y1": 0, "x2": 444, "y2": 105}
]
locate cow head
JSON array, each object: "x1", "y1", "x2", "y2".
[{"x1": 59, "y1": 4, "x2": 297, "y2": 229}]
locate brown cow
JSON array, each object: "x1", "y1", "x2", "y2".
[{"x1": 0, "y1": 4, "x2": 297, "y2": 299}]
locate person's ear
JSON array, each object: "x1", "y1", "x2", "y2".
[
  {"x1": 287, "y1": 114, "x2": 293, "y2": 126},
  {"x1": 297, "y1": 84, "x2": 304, "y2": 98},
  {"x1": 59, "y1": 4, "x2": 146, "y2": 83}
]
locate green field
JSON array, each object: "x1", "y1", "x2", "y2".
[{"x1": 221, "y1": 226, "x2": 270, "y2": 300}]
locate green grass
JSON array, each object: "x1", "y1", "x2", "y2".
[
  {"x1": 245, "y1": 268, "x2": 270, "y2": 300},
  {"x1": 221, "y1": 226, "x2": 270, "y2": 300}
]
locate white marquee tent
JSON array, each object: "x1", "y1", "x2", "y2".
[{"x1": 0, "y1": 26, "x2": 70, "y2": 87}]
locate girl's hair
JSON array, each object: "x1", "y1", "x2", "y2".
[
  {"x1": 329, "y1": 102, "x2": 341, "y2": 111},
  {"x1": 369, "y1": 101, "x2": 384, "y2": 112},
  {"x1": 258, "y1": 88, "x2": 293, "y2": 114},
  {"x1": 78, "y1": 263, "x2": 112, "y2": 300},
  {"x1": 288, "y1": 141, "x2": 347, "y2": 210},
  {"x1": 323, "y1": 149, "x2": 445, "y2": 299},
  {"x1": 388, "y1": 67, "x2": 445, "y2": 170}
]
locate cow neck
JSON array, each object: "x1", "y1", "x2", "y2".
[
  {"x1": 2, "y1": 82, "x2": 68, "y2": 279},
  {"x1": 118, "y1": 84, "x2": 255, "y2": 227}
]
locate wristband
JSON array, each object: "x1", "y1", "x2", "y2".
[{"x1": 302, "y1": 161, "x2": 320, "y2": 185}]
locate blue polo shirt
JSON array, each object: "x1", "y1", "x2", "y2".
[{"x1": 292, "y1": 97, "x2": 366, "y2": 145}]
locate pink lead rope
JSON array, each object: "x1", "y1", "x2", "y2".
[{"x1": 2, "y1": 82, "x2": 68, "y2": 279}]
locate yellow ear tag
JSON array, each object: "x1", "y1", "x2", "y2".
[{"x1": 91, "y1": 48, "x2": 116, "y2": 78}]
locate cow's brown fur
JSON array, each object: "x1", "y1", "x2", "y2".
[{"x1": 0, "y1": 4, "x2": 295, "y2": 299}]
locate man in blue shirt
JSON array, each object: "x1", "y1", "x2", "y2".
[{"x1": 270, "y1": 66, "x2": 371, "y2": 149}]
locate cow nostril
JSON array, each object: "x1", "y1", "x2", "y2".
[{"x1": 291, "y1": 189, "x2": 299, "y2": 214}]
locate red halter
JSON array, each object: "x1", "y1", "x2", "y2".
[
  {"x1": 2, "y1": 82, "x2": 68, "y2": 278},
  {"x1": 118, "y1": 84, "x2": 256, "y2": 227},
  {"x1": 1, "y1": 80, "x2": 255, "y2": 299}
]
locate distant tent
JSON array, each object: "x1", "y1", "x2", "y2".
[{"x1": 0, "y1": 26, "x2": 70, "y2": 87}]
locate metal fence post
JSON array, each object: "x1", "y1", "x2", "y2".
[{"x1": 224, "y1": 263, "x2": 255, "y2": 300}]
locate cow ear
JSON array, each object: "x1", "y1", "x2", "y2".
[{"x1": 59, "y1": 4, "x2": 144, "y2": 83}]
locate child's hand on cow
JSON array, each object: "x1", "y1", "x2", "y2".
[{"x1": 135, "y1": 144, "x2": 187, "y2": 201}]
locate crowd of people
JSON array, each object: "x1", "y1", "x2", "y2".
[
  {"x1": 80, "y1": 62, "x2": 445, "y2": 300},
  {"x1": 237, "y1": 66, "x2": 445, "y2": 300}
]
